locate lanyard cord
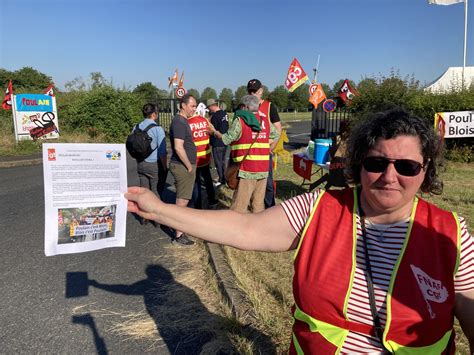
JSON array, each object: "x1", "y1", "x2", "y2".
[{"x1": 358, "y1": 191, "x2": 393, "y2": 353}]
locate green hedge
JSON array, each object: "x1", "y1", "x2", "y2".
[{"x1": 58, "y1": 86, "x2": 143, "y2": 141}]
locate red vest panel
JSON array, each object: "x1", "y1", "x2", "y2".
[
  {"x1": 292, "y1": 188, "x2": 459, "y2": 353},
  {"x1": 230, "y1": 103, "x2": 271, "y2": 174},
  {"x1": 188, "y1": 115, "x2": 211, "y2": 167}
]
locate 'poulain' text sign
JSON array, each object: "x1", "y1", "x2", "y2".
[{"x1": 434, "y1": 111, "x2": 474, "y2": 138}]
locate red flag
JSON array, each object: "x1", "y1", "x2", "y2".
[
  {"x1": 43, "y1": 83, "x2": 55, "y2": 97},
  {"x1": 309, "y1": 84, "x2": 327, "y2": 108},
  {"x1": 338, "y1": 79, "x2": 358, "y2": 104},
  {"x1": 285, "y1": 58, "x2": 309, "y2": 92},
  {"x1": 168, "y1": 69, "x2": 178, "y2": 88},
  {"x1": 2, "y1": 80, "x2": 13, "y2": 110},
  {"x1": 178, "y1": 71, "x2": 184, "y2": 88}
]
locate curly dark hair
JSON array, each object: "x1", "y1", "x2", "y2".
[{"x1": 345, "y1": 108, "x2": 444, "y2": 195}]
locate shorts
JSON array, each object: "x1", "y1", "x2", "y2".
[{"x1": 169, "y1": 162, "x2": 196, "y2": 200}]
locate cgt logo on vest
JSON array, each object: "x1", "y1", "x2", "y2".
[{"x1": 410, "y1": 264, "x2": 448, "y2": 319}]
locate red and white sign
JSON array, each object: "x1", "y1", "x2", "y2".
[
  {"x1": 175, "y1": 87, "x2": 186, "y2": 98},
  {"x1": 308, "y1": 84, "x2": 326, "y2": 108},
  {"x1": 285, "y1": 58, "x2": 309, "y2": 92},
  {"x1": 434, "y1": 111, "x2": 474, "y2": 138},
  {"x1": 293, "y1": 153, "x2": 312, "y2": 180}
]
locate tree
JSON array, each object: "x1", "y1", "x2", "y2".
[
  {"x1": 200, "y1": 87, "x2": 217, "y2": 103},
  {"x1": 90, "y1": 72, "x2": 108, "y2": 89},
  {"x1": 12, "y1": 67, "x2": 52, "y2": 92},
  {"x1": 218, "y1": 88, "x2": 233, "y2": 111},
  {"x1": 261, "y1": 85, "x2": 270, "y2": 100},
  {"x1": 65, "y1": 77, "x2": 86, "y2": 92},
  {"x1": 133, "y1": 82, "x2": 161, "y2": 101},
  {"x1": 234, "y1": 86, "x2": 248, "y2": 109},
  {"x1": 288, "y1": 84, "x2": 310, "y2": 112},
  {"x1": 186, "y1": 88, "x2": 200, "y2": 101},
  {"x1": 269, "y1": 85, "x2": 289, "y2": 111}
]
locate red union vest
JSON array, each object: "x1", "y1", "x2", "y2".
[
  {"x1": 290, "y1": 188, "x2": 460, "y2": 354},
  {"x1": 230, "y1": 101, "x2": 271, "y2": 173},
  {"x1": 188, "y1": 115, "x2": 211, "y2": 167}
]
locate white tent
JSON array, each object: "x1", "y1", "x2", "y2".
[{"x1": 424, "y1": 66, "x2": 474, "y2": 93}]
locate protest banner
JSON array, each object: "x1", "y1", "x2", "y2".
[
  {"x1": 434, "y1": 111, "x2": 474, "y2": 138},
  {"x1": 12, "y1": 93, "x2": 59, "y2": 141}
]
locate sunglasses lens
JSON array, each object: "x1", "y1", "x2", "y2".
[
  {"x1": 362, "y1": 157, "x2": 388, "y2": 173},
  {"x1": 394, "y1": 160, "x2": 422, "y2": 176},
  {"x1": 363, "y1": 157, "x2": 423, "y2": 176}
]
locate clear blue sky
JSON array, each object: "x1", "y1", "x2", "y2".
[{"x1": 0, "y1": 0, "x2": 472, "y2": 93}]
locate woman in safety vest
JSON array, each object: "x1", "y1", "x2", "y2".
[{"x1": 125, "y1": 108, "x2": 474, "y2": 354}]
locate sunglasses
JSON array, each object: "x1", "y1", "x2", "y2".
[{"x1": 362, "y1": 156, "x2": 428, "y2": 177}]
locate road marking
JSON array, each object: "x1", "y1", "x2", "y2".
[{"x1": 287, "y1": 133, "x2": 311, "y2": 138}]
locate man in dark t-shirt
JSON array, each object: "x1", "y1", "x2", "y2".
[
  {"x1": 207, "y1": 98, "x2": 229, "y2": 186},
  {"x1": 247, "y1": 79, "x2": 282, "y2": 208},
  {"x1": 169, "y1": 94, "x2": 197, "y2": 246}
]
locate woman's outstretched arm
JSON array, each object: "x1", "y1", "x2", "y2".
[{"x1": 125, "y1": 186, "x2": 298, "y2": 252}]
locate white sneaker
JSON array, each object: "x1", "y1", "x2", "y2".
[{"x1": 213, "y1": 182, "x2": 222, "y2": 187}]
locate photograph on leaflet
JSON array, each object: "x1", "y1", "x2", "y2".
[{"x1": 58, "y1": 205, "x2": 116, "y2": 244}]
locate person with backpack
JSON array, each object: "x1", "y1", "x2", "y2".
[{"x1": 128, "y1": 104, "x2": 167, "y2": 224}]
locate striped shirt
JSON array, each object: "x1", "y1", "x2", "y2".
[{"x1": 281, "y1": 190, "x2": 474, "y2": 354}]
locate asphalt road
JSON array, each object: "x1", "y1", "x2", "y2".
[
  {"x1": 0, "y1": 161, "x2": 212, "y2": 354},
  {"x1": 283, "y1": 119, "x2": 311, "y2": 149}
]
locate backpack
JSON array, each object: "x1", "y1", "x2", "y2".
[{"x1": 126, "y1": 123, "x2": 158, "y2": 161}]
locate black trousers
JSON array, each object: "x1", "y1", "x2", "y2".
[
  {"x1": 264, "y1": 154, "x2": 275, "y2": 208},
  {"x1": 192, "y1": 165, "x2": 217, "y2": 209},
  {"x1": 212, "y1": 146, "x2": 228, "y2": 184}
]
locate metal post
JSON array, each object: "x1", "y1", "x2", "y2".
[
  {"x1": 463, "y1": 0, "x2": 468, "y2": 87},
  {"x1": 313, "y1": 55, "x2": 320, "y2": 83}
]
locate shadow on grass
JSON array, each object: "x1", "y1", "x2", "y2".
[
  {"x1": 276, "y1": 180, "x2": 308, "y2": 202},
  {"x1": 66, "y1": 265, "x2": 276, "y2": 354}
]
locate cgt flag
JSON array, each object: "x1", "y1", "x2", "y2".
[
  {"x1": 168, "y1": 69, "x2": 179, "y2": 88},
  {"x1": 428, "y1": 0, "x2": 464, "y2": 5},
  {"x1": 2, "y1": 80, "x2": 13, "y2": 110},
  {"x1": 43, "y1": 83, "x2": 55, "y2": 97},
  {"x1": 285, "y1": 58, "x2": 309, "y2": 92},
  {"x1": 309, "y1": 84, "x2": 327, "y2": 108},
  {"x1": 338, "y1": 79, "x2": 358, "y2": 104}
]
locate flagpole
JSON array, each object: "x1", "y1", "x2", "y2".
[
  {"x1": 313, "y1": 54, "x2": 320, "y2": 83},
  {"x1": 463, "y1": 0, "x2": 468, "y2": 87}
]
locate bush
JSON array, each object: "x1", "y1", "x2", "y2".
[
  {"x1": 58, "y1": 86, "x2": 142, "y2": 142},
  {"x1": 349, "y1": 72, "x2": 474, "y2": 162}
]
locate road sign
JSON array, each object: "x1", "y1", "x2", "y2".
[
  {"x1": 175, "y1": 87, "x2": 186, "y2": 98},
  {"x1": 322, "y1": 99, "x2": 336, "y2": 113},
  {"x1": 309, "y1": 84, "x2": 318, "y2": 95}
]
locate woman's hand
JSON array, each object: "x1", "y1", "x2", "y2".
[{"x1": 125, "y1": 187, "x2": 162, "y2": 221}]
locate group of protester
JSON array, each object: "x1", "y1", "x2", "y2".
[
  {"x1": 127, "y1": 92, "x2": 474, "y2": 352},
  {"x1": 132, "y1": 78, "x2": 282, "y2": 246}
]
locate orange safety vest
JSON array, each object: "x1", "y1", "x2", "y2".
[
  {"x1": 230, "y1": 101, "x2": 271, "y2": 173},
  {"x1": 291, "y1": 188, "x2": 460, "y2": 354},
  {"x1": 188, "y1": 115, "x2": 211, "y2": 167}
]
